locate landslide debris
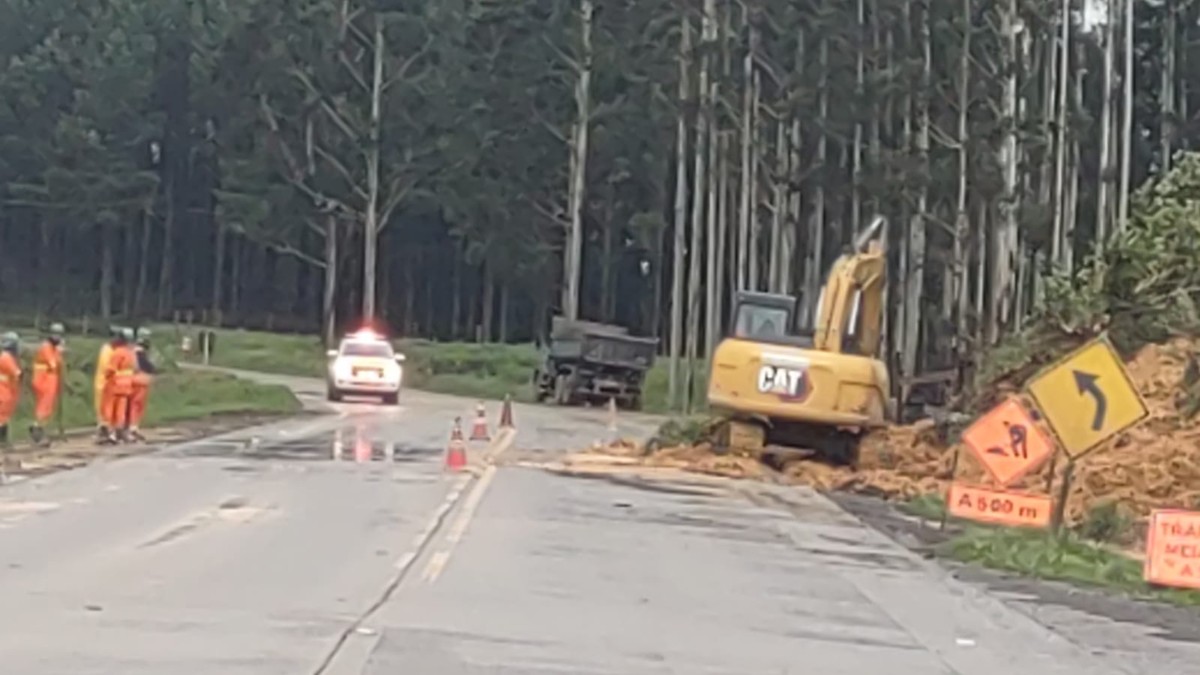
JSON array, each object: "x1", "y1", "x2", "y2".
[{"x1": 573, "y1": 154, "x2": 1200, "y2": 526}]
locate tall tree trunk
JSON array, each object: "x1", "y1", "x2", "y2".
[
  {"x1": 767, "y1": 119, "x2": 786, "y2": 293},
  {"x1": 1051, "y1": 0, "x2": 1070, "y2": 267},
  {"x1": 800, "y1": 37, "x2": 828, "y2": 327},
  {"x1": 901, "y1": 1, "x2": 930, "y2": 384},
  {"x1": 229, "y1": 237, "x2": 241, "y2": 319},
  {"x1": 704, "y1": 92, "x2": 721, "y2": 359},
  {"x1": 990, "y1": 0, "x2": 1020, "y2": 343},
  {"x1": 362, "y1": 13, "x2": 384, "y2": 321},
  {"x1": 499, "y1": 284, "x2": 510, "y2": 343},
  {"x1": 685, "y1": 0, "x2": 715, "y2": 413},
  {"x1": 953, "y1": 0, "x2": 971, "y2": 366},
  {"x1": 121, "y1": 218, "x2": 137, "y2": 317},
  {"x1": 99, "y1": 225, "x2": 114, "y2": 319},
  {"x1": 974, "y1": 200, "x2": 987, "y2": 344},
  {"x1": 782, "y1": 114, "x2": 800, "y2": 297},
  {"x1": 157, "y1": 173, "x2": 175, "y2": 317},
  {"x1": 211, "y1": 220, "x2": 226, "y2": 324},
  {"x1": 561, "y1": 0, "x2": 593, "y2": 321},
  {"x1": 1161, "y1": 0, "x2": 1176, "y2": 173},
  {"x1": 747, "y1": 66, "x2": 762, "y2": 290},
  {"x1": 668, "y1": 14, "x2": 691, "y2": 412},
  {"x1": 1095, "y1": 0, "x2": 1116, "y2": 249},
  {"x1": 322, "y1": 217, "x2": 338, "y2": 347},
  {"x1": 1117, "y1": 0, "x2": 1134, "y2": 230},
  {"x1": 451, "y1": 249, "x2": 462, "y2": 339},
  {"x1": 736, "y1": 16, "x2": 756, "y2": 292},
  {"x1": 481, "y1": 263, "x2": 494, "y2": 342},
  {"x1": 851, "y1": 0, "x2": 865, "y2": 233},
  {"x1": 714, "y1": 131, "x2": 730, "y2": 338}
]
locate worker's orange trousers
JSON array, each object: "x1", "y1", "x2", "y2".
[
  {"x1": 32, "y1": 376, "x2": 58, "y2": 424},
  {"x1": 129, "y1": 384, "x2": 149, "y2": 427},
  {"x1": 104, "y1": 391, "x2": 132, "y2": 429},
  {"x1": 0, "y1": 393, "x2": 14, "y2": 426}
]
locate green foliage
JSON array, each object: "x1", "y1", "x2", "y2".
[
  {"x1": 650, "y1": 415, "x2": 721, "y2": 448},
  {"x1": 1076, "y1": 500, "x2": 1134, "y2": 545},
  {"x1": 902, "y1": 493, "x2": 947, "y2": 521},
  {"x1": 976, "y1": 152, "x2": 1200, "y2": 401},
  {"x1": 943, "y1": 527, "x2": 1200, "y2": 606}
]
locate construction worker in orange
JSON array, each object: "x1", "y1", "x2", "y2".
[
  {"x1": 101, "y1": 328, "x2": 136, "y2": 445},
  {"x1": 28, "y1": 323, "x2": 65, "y2": 448},
  {"x1": 128, "y1": 328, "x2": 157, "y2": 442},
  {"x1": 93, "y1": 326, "x2": 118, "y2": 442},
  {"x1": 0, "y1": 332, "x2": 21, "y2": 449}
]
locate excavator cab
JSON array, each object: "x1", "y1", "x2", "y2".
[
  {"x1": 706, "y1": 216, "x2": 891, "y2": 466},
  {"x1": 729, "y1": 292, "x2": 808, "y2": 346}
]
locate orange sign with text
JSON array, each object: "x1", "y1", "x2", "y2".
[
  {"x1": 1144, "y1": 509, "x2": 1200, "y2": 590},
  {"x1": 947, "y1": 483, "x2": 1053, "y2": 529},
  {"x1": 961, "y1": 398, "x2": 1056, "y2": 487}
]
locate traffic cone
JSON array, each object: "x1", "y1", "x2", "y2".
[
  {"x1": 444, "y1": 417, "x2": 468, "y2": 471},
  {"x1": 354, "y1": 433, "x2": 371, "y2": 463},
  {"x1": 470, "y1": 401, "x2": 490, "y2": 441},
  {"x1": 499, "y1": 394, "x2": 514, "y2": 429},
  {"x1": 607, "y1": 397, "x2": 618, "y2": 432}
]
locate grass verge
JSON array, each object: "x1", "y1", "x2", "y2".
[
  {"x1": 3, "y1": 331, "x2": 300, "y2": 443},
  {"x1": 942, "y1": 527, "x2": 1200, "y2": 606},
  {"x1": 897, "y1": 494, "x2": 1200, "y2": 607},
  {"x1": 155, "y1": 324, "x2": 707, "y2": 414}
]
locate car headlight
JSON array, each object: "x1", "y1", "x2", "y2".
[{"x1": 334, "y1": 361, "x2": 354, "y2": 380}]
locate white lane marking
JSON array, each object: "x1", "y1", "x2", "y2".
[{"x1": 422, "y1": 463, "x2": 498, "y2": 584}]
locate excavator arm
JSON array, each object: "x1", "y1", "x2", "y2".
[{"x1": 812, "y1": 215, "x2": 887, "y2": 357}]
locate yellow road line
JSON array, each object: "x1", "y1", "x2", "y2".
[{"x1": 421, "y1": 463, "x2": 498, "y2": 584}]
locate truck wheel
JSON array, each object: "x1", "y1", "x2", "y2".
[
  {"x1": 553, "y1": 374, "x2": 572, "y2": 406},
  {"x1": 327, "y1": 386, "x2": 343, "y2": 402},
  {"x1": 382, "y1": 392, "x2": 399, "y2": 405}
]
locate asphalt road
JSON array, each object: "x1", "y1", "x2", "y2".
[{"x1": 0, "y1": 370, "x2": 1193, "y2": 674}]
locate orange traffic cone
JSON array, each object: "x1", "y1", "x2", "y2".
[
  {"x1": 444, "y1": 418, "x2": 468, "y2": 471},
  {"x1": 354, "y1": 435, "x2": 372, "y2": 463},
  {"x1": 499, "y1": 394, "x2": 514, "y2": 429},
  {"x1": 470, "y1": 401, "x2": 490, "y2": 441}
]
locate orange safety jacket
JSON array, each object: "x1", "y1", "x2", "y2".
[
  {"x1": 0, "y1": 351, "x2": 20, "y2": 402},
  {"x1": 106, "y1": 346, "x2": 136, "y2": 395},
  {"x1": 33, "y1": 341, "x2": 63, "y2": 380}
]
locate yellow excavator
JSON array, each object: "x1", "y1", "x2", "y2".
[{"x1": 706, "y1": 215, "x2": 890, "y2": 465}]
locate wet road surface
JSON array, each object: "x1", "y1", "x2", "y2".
[{"x1": 0, "y1": 371, "x2": 1193, "y2": 673}]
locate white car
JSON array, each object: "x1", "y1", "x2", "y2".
[{"x1": 325, "y1": 330, "x2": 406, "y2": 404}]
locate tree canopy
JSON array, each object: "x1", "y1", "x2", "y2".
[{"x1": 1, "y1": 0, "x2": 1196, "y2": 411}]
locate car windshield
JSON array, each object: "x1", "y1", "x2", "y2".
[{"x1": 341, "y1": 341, "x2": 393, "y2": 358}]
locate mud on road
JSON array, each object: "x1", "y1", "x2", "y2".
[{"x1": 0, "y1": 411, "x2": 311, "y2": 483}]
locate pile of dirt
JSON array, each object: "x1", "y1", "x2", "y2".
[{"x1": 584, "y1": 338, "x2": 1200, "y2": 525}]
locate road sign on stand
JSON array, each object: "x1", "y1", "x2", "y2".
[
  {"x1": 961, "y1": 398, "x2": 1056, "y2": 487},
  {"x1": 947, "y1": 483, "x2": 1053, "y2": 529},
  {"x1": 1144, "y1": 509, "x2": 1200, "y2": 590},
  {"x1": 1025, "y1": 336, "x2": 1148, "y2": 458}
]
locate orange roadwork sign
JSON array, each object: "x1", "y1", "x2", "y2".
[
  {"x1": 947, "y1": 483, "x2": 1053, "y2": 529},
  {"x1": 1144, "y1": 509, "x2": 1200, "y2": 590},
  {"x1": 961, "y1": 398, "x2": 1056, "y2": 487}
]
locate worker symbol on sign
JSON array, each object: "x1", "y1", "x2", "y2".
[
  {"x1": 985, "y1": 421, "x2": 1027, "y2": 459},
  {"x1": 961, "y1": 398, "x2": 1055, "y2": 488}
]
